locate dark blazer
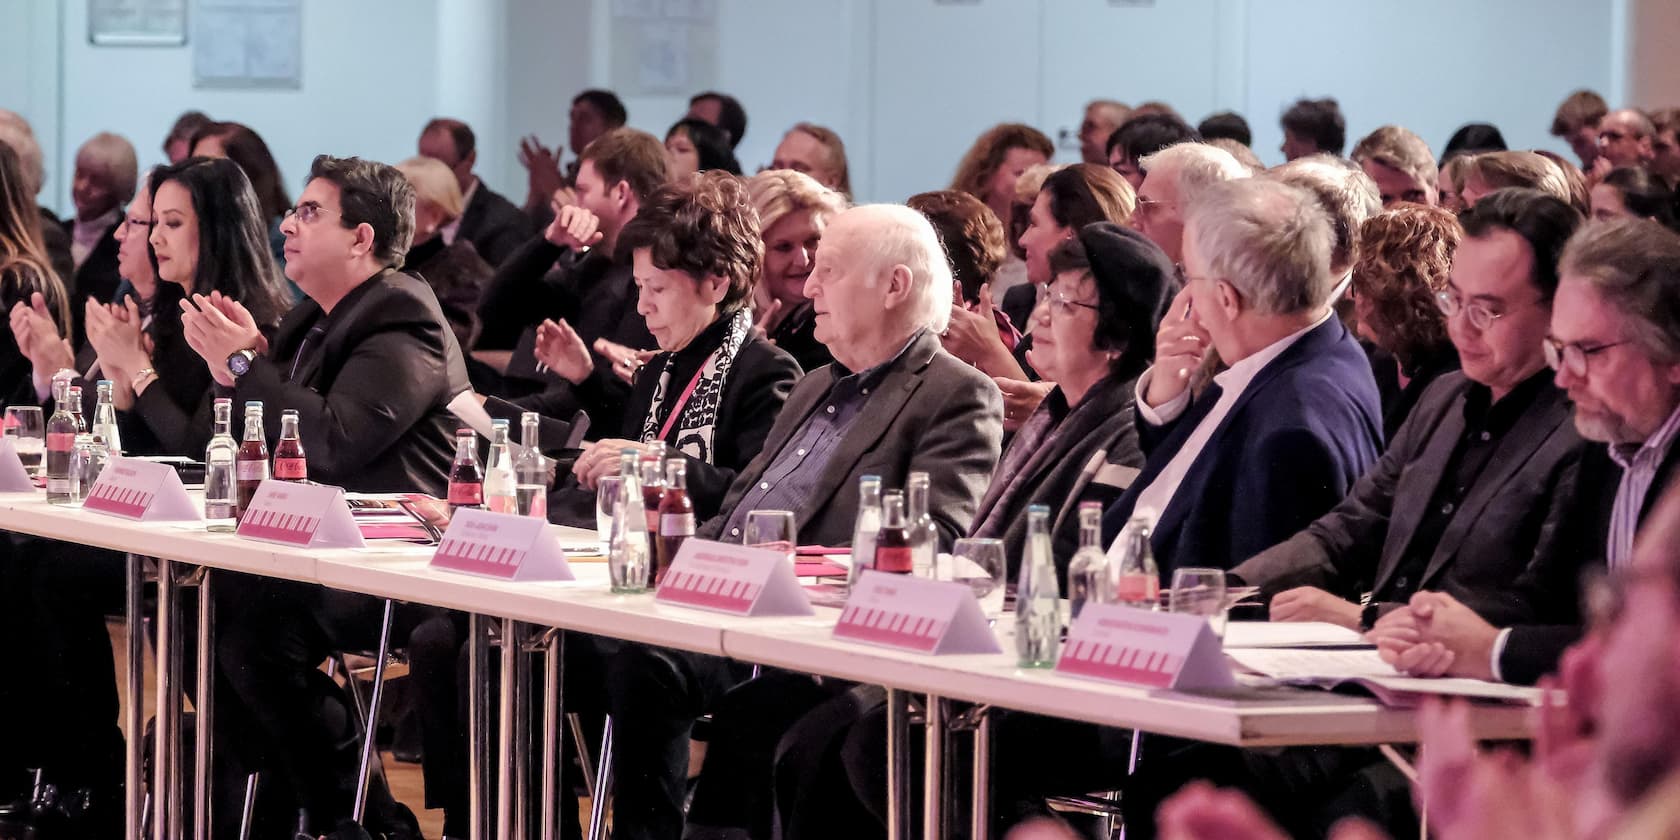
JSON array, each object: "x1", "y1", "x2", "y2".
[
  {"x1": 59, "y1": 216, "x2": 124, "y2": 349},
  {"x1": 454, "y1": 182, "x2": 532, "y2": 267},
  {"x1": 1233, "y1": 374, "x2": 1601, "y2": 634},
  {"x1": 1001, "y1": 282, "x2": 1037, "y2": 333},
  {"x1": 1103, "y1": 316, "x2": 1384, "y2": 579},
  {"x1": 973, "y1": 373, "x2": 1145, "y2": 581},
  {"x1": 703, "y1": 330, "x2": 1004, "y2": 547},
  {"x1": 36, "y1": 207, "x2": 73, "y2": 291},
  {"x1": 230, "y1": 270, "x2": 470, "y2": 496}
]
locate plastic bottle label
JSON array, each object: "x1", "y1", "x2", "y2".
[
  {"x1": 47, "y1": 432, "x2": 75, "y2": 453},
  {"x1": 875, "y1": 547, "x2": 913, "y2": 574},
  {"x1": 274, "y1": 458, "x2": 307, "y2": 480},
  {"x1": 449, "y1": 483, "x2": 484, "y2": 506},
  {"x1": 660, "y1": 512, "x2": 695, "y2": 537},
  {"x1": 236, "y1": 460, "x2": 269, "y2": 481}
]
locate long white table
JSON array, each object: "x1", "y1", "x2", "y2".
[{"x1": 0, "y1": 489, "x2": 1535, "y2": 840}]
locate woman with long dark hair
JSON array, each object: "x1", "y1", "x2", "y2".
[{"x1": 0, "y1": 140, "x2": 71, "y2": 399}]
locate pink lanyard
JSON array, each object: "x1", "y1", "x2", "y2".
[{"x1": 655, "y1": 362, "x2": 710, "y2": 443}]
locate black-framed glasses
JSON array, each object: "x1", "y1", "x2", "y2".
[
  {"x1": 1435, "y1": 289, "x2": 1511, "y2": 331},
  {"x1": 283, "y1": 201, "x2": 340, "y2": 225},
  {"x1": 1543, "y1": 335, "x2": 1628, "y2": 377}
]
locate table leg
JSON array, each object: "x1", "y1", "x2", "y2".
[
  {"x1": 352, "y1": 599, "x2": 395, "y2": 824},
  {"x1": 124, "y1": 555, "x2": 144, "y2": 840},
  {"x1": 151, "y1": 558, "x2": 175, "y2": 840},
  {"x1": 1117, "y1": 729, "x2": 1142, "y2": 840},
  {"x1": 885, "y1": 688, "x2": 911, "y2": 840},
  {"x1": 497, "y1": 618, "x2": 529, "y2": 840},
  {"x1": 970, "y1": 707, "x2": 990, "y2": 840},
  {"x1": 468, "y1": 614, "x2": 492, "y2": 840},
  {"x1": 538, "y1": 629, "x2": 564, "y2": 840},
  {"x1": 193, "y1": 569, "x2": 214, "y2": 840},
  {"x1": 923, "y1": 694, "x2": 945, "y2": 840}
]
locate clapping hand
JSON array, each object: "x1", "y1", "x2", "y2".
[
  {"x1": 85, "y1": 296, "x2": 152, "y2": 381},
  {"x1": 180, "y1": 292, "x2": 265, "y2": 387},
  {"x1": 519, "y1": 135, "x2": 565, "y2": 212},
  {"x1": 10, "y1": 292, "x2": 75, "y2": 376},
  {"x1": 545, "y1": 204, "x2": 605, "y2": 252},
  {"x1": 533, "y1": 318, "x2": 593, "y2": 384},
  {"x1": 992, "y1": 376, "x2": 1053, "y2": 432}
]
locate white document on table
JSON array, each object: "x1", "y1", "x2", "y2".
[
  {"x1": 1225, "y1": 648, "x2": 1541, "y2": 706},
  {"x1": 1222, "y1": 621, "x2": 1369, "y2": 648}
]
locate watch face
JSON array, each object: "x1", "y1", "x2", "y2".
[{"x1": 228, "y1": 351, "x2": 252, "y2": 376}]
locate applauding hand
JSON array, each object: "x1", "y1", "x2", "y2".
[{"x1": 533, "y1": 318, "x2": 593, "y2": 384}]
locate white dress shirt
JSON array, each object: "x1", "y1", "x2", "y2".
[
  {"x1": 70, "y1": 209, "x2": 120, "y2": 270},
  {"x1": 1109, "y1": 309, "x2": 1333, "y2": 558}
]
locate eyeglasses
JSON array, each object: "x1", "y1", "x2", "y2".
[
  {"x1": 1434, "y1": 289, "x2": 1517, "y2": 331},
  {"x1": 1543, "y1": 335, "x2": 1627, "y2": 377},
  {"x1": 283, "y1": 201, "x2": 340, "y2": 225},
  {"x1": 122, "y1": 215, "x2": 155, "y2": 229},
  {"x1": 1134, "y1": 196, "x2": 1175, "y2": 219},
  {"x1": 1041, "y1": 284, "x2": 1100, "y2": 319}
]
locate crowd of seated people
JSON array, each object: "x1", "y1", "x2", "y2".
[{"x1": 2, "y1": 80, "x2": 1680, "y2": 840}]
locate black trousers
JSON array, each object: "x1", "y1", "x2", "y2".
[{"x1": 213, "y1": 574, "x2": 446, "y2": 835}]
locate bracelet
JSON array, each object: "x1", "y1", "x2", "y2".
[{"x1": 131, "y1": 368, "x2": 158, "y2": 389}]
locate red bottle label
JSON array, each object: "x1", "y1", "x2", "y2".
[
  {"x1": 449, "y1": 483, "x2": 483, "y2": 506},
  {"x1": 874, "y1": 547, "x2": 913, "y2": 574},
  {"x1": 274, "y1": 457, "x2": 307, "y2": 480},
  {"x1": 47, "y1": 432, "x2": 75, "y2": 453}
]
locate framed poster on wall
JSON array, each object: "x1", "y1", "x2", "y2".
[
  {"x1": 89, "y1": 0, "x2": 188, "y2": 47},
  {"x1": 193, "y1": 0, "x2": 302, "y2": 89}
]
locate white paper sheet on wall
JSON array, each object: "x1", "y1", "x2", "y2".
[{"x1": 193, "y1": 0, "x2": 302, "y2": 89}]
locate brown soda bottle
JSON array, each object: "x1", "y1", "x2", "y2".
[
  {"x1": 273, "y1": 409, "x2": 307, "y2": 482},
  {"x1": 235, "y1": 401, "x2": 269, "y2": 519},
  {"x1": 655, "y1": 459, "x2": 694, "y2": 584},
  {"x1": 447, "y1": 428, "x2": 485, "y2": 514},
  {"x1": 873, "y1": 491, "x2": 914, "y2": 574}
]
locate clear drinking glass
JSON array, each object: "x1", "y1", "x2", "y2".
[
  {"x1": 5, "y1": 406, "x2": 45, "y2": 476},
  {"x1": 947, "y1": 537, "x2": 1007, "y2": 618},
  {"x1": 595, "y1": 475, "x2": 623, "y2": 544},
  {"x1": 1169, "y1": 567, "x2": 1229, "y2": 638},
  {"x1": 743, "y1": 510, "x2": 797, "y2": 561}
]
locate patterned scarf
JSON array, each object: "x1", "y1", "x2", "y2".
[{"x1": 639, "y1": 308, "x2": 753, "y2": 464}]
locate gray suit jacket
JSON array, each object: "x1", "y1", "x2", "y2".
[
  {"x1": 1233, "y1": 372, "x2": 1598, "y2": 631},
  {"x1": 703, "y1": 330, "x2": 1003, "y2": 547}
]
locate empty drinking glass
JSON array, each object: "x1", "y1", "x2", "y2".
[
  {"x1": 1169, "y1": 567, "x2": 1228, "y2": 638},
  {"x1": 947, "y1": 537, "x2": 1007, "y2": 618},
  {"x1": 5, "y1": 406, "x2": 45, "y2": 476},
  {"x1": 595, "y1": 475, "x2": 624, "y2": 544},
  {"x1": 743, "y1": 510, "x2": 797, "y2": 561}
]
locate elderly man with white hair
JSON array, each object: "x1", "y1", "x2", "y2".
[
  {"x1": 1102, "y1": 177, "x2": 1383, "y2": 574},
  {"x1": 1132, "y1": 141, "x2": 1249, "y2": 267},
  {"x1": 596, "y1": 202, "x2": 1004, "y2": 840}
]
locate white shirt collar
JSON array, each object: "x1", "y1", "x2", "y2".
[{"x1": 1211, "y1": 308, "x2": 1335, "y2": 394}]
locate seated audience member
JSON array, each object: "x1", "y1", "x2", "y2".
[
  {"x1": 417, "y1": 117, "x2": 533, "y2": 266},
  {"x1": 1280, "y1": 97, "x2": 1347, "y2": 160},
  {"x1": 1381, "y1": 217, "x2": 1680, "y2": 682},
  {"x1": 1350, "y1": 206, "x2": 1464, "y2": 437},
  {"x1": 0, "y1": 141, "x2": 71, "y2": 401},
  {"x1": 1107, "y1": 113, "x2": 1201, "y2": 190},
  {"x1": 111, "y1": 158, "x2": 290, "y2": 454},
  {"x1": 1237, "y1": 190, "x2": 1593, "y2": 675},
  {"x1": 1206, "y1": 138, "x2": 1264, "y2": 174},
  {"x1": 1551, "y1": 88, "x2": 1608, "y2": 172},
  {"x1": 394, "y1": 156, "x2": 495, "y2": 361},
  {"x1": 1591, "y1": 165, "x2": 1678, "y2": 228},
  {"x1": 663, "y1": 118, "x2": 742, "y2": 177},
  {"x1": 1079, "y1": 99, "x2": 1132, "y2": 165},
  {"x1": 950, "y1": 124, "x2": 1055, "y2": 245},
  {"x1": 1460, "y1": 150, "x2": 1574, "y2": 209},
  {"x1": 604, "y1": 204, "x2": 1003, "y2": 840},
  {"x1": 1133, "y1": 142, "x2": 1249, "y2": 267},
  {"x1": 162, "y1": 109, "x2": 211, "y2": 164},
  {"x1": 1593, "y1": 107, "x2": 1657, "y2": 175},
  {"x1": 771, "y1": 123, "x2": 852, "y2": 196},
  {"x1": 745, "y1": 169, "x2": 848, "y2": 373},
  {"x1": 1650, "y1": 106, "x2": 1680, "y2": 187},
  {"x1": 1133, "y1": 101, "x2": 1184, "y2": 121},
  {"x1": 1101, "y1": 177, "x2": 1382, "y2": 574},
  {"x1": 190, "y1": 121, "x2": 293, "y2": 272},
  {"x1": 1437, "y1": 153, "x2": 1474, "y2": 213},
  {"x1": 1442, "y1": 122, "x2": 1508, "y2": 159},
  {"x1": 62, "y1": 132, "x2": 137, "y2": 340},
  {"x1": 1352, "y1": 125, "x2": 1439, "y2": 207},
  {"x1": 518, "y1": 88, "x2": 628, "y2": 217},
  {"x1": 1269, "y1": 156, "x2": 1382, "y2": 287},
  {"x1": 0, "y1": 111, "x2": 73, "y2": 284},
  {"x1": 907, "y1": 190, "x2": 1019, "y2": 354},
  {"x1": 475, "y1": 128, "x2": 664, "y2": 431},
  {"x1": 993, "y1": 163, "x2": 1060, "y2": 309},
  {"x1": 686, "y1": 90, "x2": 748, "y2": 149},
  {"x1": 1197, "y1": 110, "x2": 1253, "y2": 147},
  {"x1": 182, "y1": 155, "x2": 469, "y2": 839},
  {"x1": 548, "y1": 171, "x2": 800, "y2": 518},
  {"x1": 1535, "y1": 149, "x2": 1594, "y2": 217}
]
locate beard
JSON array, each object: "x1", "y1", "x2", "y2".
[{"x1": 1573, "y1": 407, "x2": 1642, "y2": 445}]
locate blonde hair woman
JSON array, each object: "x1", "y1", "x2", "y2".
[{"x1": 395, "y1": 156, "x2": 493, "y2": 352}]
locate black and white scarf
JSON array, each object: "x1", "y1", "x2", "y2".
[{"x1": 638, "y1": 308, "x2": 753, "y2": 464}]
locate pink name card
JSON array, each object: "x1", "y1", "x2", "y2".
[
  {"x1": 0, "y1": 438, "x2": 34, "y2": 491},
  {"x1": 83, "y1": 458, "x2": 200, "y2": 522},
  {"x1": 832, "y1": 570, "x2": 1000, "y2": 655},
  {"x1": 1056, "y1": 604, "x2": 1233, "y2": 690},
  {"x1": 655, "y1": 539, "x2": 813, "y2": 616},
  {"x1": 431, "y1": 508, "x2": 574, "y2": 582},
  {"x1": 237, "y1": 480, "x2": 364, "y2": 548}
]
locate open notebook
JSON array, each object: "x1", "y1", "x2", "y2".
[{"x1": 1225, "y1": 647, "x2": 1542, "y2": 707}]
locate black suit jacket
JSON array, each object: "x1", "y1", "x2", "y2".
[
  {"x1": 1103, "y1": 316, "x2": 1384, "y2": 578},
  {"x1": 59, "y1": 216, "x2": 124, "y2": 348},
  {"x1": 229, "y1": 270, "x2": 470, "y2": 496},
  {"x1": 1234, "y1": 374, "x2": 1600, "y2": 634},
  {"x1": 36, "y1": 207, "x2": 73, "y2": 292},
  {"x1": 455, "y1": 182, "x2": 531, "y2": 267},
  {"x1": 703, "y1": 330, "x2": 1003, "y2": 547}
]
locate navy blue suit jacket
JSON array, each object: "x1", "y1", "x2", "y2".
[{"x1": 1102, "y1": 316, "x2": 1383, "y2": 581}]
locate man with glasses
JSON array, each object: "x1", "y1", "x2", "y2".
[
  {"x1": 1127, "y1": 187, "x2": 1600, "y2": 840},
  {"x1": 1593, "y1": 108, "x2": 1657, "y2": 174},
  {"x1": 1131, "y1": 142, "x2": 1248, "y2": 268}
]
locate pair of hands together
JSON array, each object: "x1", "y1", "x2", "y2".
[
  {"x1": 1270, "y1": 585, "x2": 1503, "y2": 680},
  {"x1": 178, "y1": 292, "x2": 266, "y2": 387},
  {"x1": 938, "y1": 283, "x2": 1054, "y2": 431},
  {"x1": 11, "y1": 293, "x2": 153, "y2": 407}
]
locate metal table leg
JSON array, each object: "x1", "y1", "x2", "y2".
[
  {"x1": 970, "y1": 707, "x2": 991, "y2": 840},
  {"x1": 537, "y1": 629, "x2": 565, "y2": 840},
  {"x1": 923, "y1": 695, "x2": 946, "y2": 840},
  {"x1": 468, "y1": 614, "x2": 492, "y2": 840},
  {"x1": 885, "y1": 688, "x2": 912, "y2": 840},
  {"x1": 352, "y1": 599, "x2": 396, "y2": 824},
  {"x1": 586, "y1": 718, "x2": 613, "y2": 840},
  {"x1": 151, "y1": 558, "x2": 180, "y2": 840},
  {"x1": 497, "y1": 618, "x2": 530, "y2": 840},
  {"x1": 193, "y1": 569, "x2": 215, "y2": 840},
  {"x1": 124, "y1": 555, "x2": 145, "y2": 840}
]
